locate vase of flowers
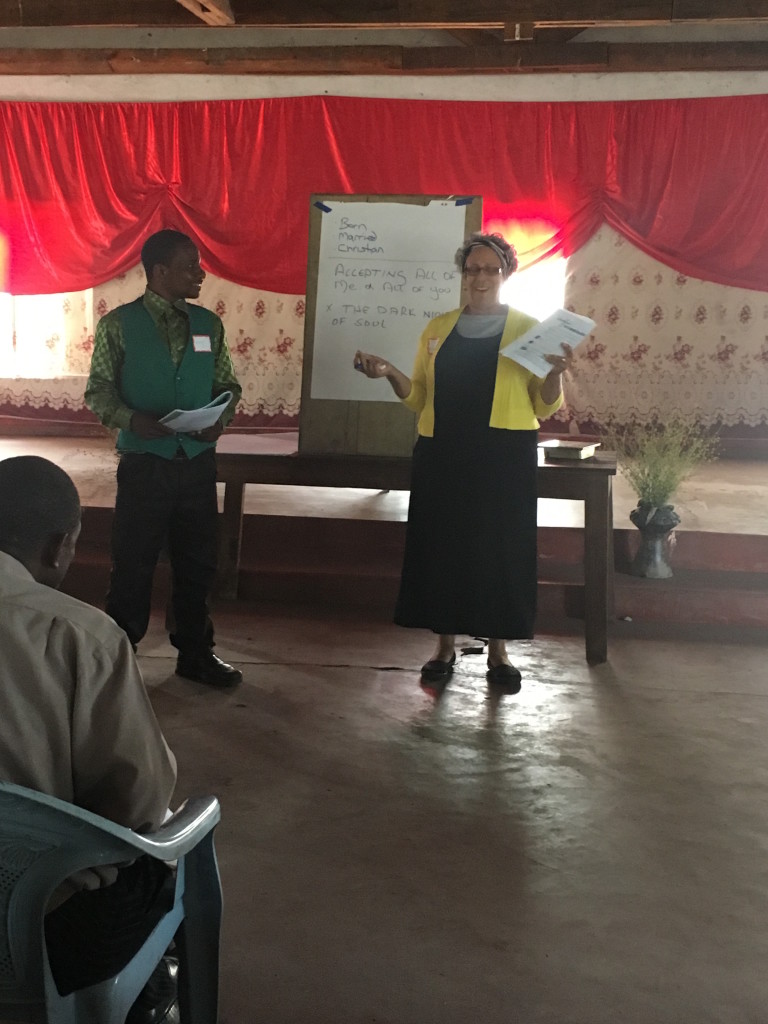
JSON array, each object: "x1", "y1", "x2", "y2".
[
  {"x1": 603, "y1": 417, "x2": 719, "y2": 579},
  {"x1": 627, "y1": 501, "x2": 681, "y2": 578}
]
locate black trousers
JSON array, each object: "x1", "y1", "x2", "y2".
[
  {"x1": 107, "y1": 449, "x2": 218, "y2": 654},
  {"x1": 44, "y1": 857, "x2": 174, "y2": 995}
]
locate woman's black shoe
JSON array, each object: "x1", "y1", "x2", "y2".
[
  {"x1": 486, "y1": 660, "x2": 522, "y2": 693},
  {"x1": 420, "y1": 653, "x2": 456, "y2": 682}
]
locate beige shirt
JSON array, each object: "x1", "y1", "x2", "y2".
[{"x1": 0, "y1": 551, "x2": 176, "y2": 833}]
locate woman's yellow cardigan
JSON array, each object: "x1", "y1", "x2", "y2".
[{"x1": 400, "y1": 307, "x2": 564, "y2": 436}]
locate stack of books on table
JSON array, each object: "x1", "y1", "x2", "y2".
[{"x1": 538, "y1": 439, "x2": 601, "y2": 461}]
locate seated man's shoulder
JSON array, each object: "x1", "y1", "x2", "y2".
[{"x1": 13, "y1": 582, "x2": 126, "y2": 651}]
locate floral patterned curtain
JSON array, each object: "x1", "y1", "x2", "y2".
[
  {"x1": 557, "y1": 226, "x2": 768, "y2": 437},
  {"x1": 0, "y1": 266, "x2": 305, "y2": 429}
]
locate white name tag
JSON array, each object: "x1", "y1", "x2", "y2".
[{"x1": 192, "y1": 334, "x2": 212, "y2": 353}]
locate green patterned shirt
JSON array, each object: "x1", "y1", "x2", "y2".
[{"x1": 85, "y1": 288, "x2": 242, "y2": 432}]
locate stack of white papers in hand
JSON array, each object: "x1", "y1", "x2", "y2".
[
  {"x1": 501, "y1": 309, "x2": 596, "y2": 377},
  {"x1": 159, "y1": 391, "x2": 233, "y2": 433}
]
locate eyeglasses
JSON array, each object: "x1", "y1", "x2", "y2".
[{"x1": 463, "y1": 266, "x2": 504, "y2": 277}]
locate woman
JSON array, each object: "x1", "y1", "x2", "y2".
[{"x1": 354, "y1": 232, "x2": 573, "y2": 692}]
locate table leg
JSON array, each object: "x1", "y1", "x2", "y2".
[
  {"x1": 606, "y1": 477, "x2": 615, "y2": 617},
  {"x1": 583, "y1": 476, "x2": 611, "y2": 664},
  {"x1": 216, "y1": 480, "x2": 244, "y2": 600}
]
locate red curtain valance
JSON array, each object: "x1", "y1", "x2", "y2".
[{"x1": 2, "y1": 94, "x2": 768, "y2": 295}]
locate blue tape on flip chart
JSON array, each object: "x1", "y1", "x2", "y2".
[
  {"x1": 454, "y1": 197, "x2": 473, "y2": 206},
  {"x1": 314, "y1": 201, "x2": 332, "y2": 212}
]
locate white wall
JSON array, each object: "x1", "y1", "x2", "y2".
[{"x1": 2, "y1": 69, "x2": 768, "y2": 103}]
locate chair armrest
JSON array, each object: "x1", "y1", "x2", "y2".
[
  {"x1": 129, "y1": 796, "x2": 221, "y2": 860},
  {"x1": 0, "y1": 784, "x2": 221, "y2": 869}
]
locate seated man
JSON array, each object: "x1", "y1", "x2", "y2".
[{"x1": 0, "y1": 455, "x2": 179, "y2": 1023}]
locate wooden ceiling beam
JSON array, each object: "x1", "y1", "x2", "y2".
[
  {"x1": 672, "y1": 0, "x2": 768, "y2": 20},
  {"x1": 404, "y1": 41, "x2": 609, "y2": 71},
  {"x1": 532, "y1": 27, "x2": 586, "y2": 43},
  {"x1": 0, "y1": 46, "x2": 402, "y2": 74},
  {"x1": 609, "y1": 39, "x2": 768, "y2": 69},
  {"x1": 175, "y1": 0, "x2": 235, "y2": 26},
  {"x1": 3, "y1": 0, "x2": 768, "y2": 29},
  {"x1": 0, "y1": 1, "x2": 196, "y2": 27},
  {"x1": 1, "y1": 40, "x2": 768, "y2": 74},
  {"x1": 504, "y1": 23, "x2": 536, "y2": 41},
  {"x1": 445, "y1": 29, "x2": 505, "y2": 46}
]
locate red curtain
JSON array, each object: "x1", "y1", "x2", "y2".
[{"x1": 2, "y1": 94, "x2": 768, "y2": 295}]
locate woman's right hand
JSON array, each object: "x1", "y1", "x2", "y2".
[
  {"x1": 353, "y1": 350, "x2": 412, "y2": 400},
  {"x1": 353, "y1": 350, "x2": 391, "y2": 378}
]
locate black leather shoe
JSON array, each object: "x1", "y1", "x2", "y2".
[
  {"x1": 176, "y1": 650, "x2": 242, "y2": 688},
  {"x1": 420, "y1": 652, "x2": 456, "y2": 682},
  {"x1": 486, "y1": 660, "x2": 522, "y2": 693},
  {"x1": 126, "y1": 955, "x2": 180, "y2": 1024}
]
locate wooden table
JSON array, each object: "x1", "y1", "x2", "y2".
[{"x1": 215, "y1": 439, "x2": 616, "y2": 665}]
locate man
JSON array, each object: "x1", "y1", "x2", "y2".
[
  {"x1": 0, "y1": 455, "x2": 178, "y2": 1017},
  {"x1": 85, "y1": 228, "x2": 243, "y2": 688}
]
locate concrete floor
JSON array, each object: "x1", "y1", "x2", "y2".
[{"x1": 137, "y1": 601, "x2": 768, "y2": 1024}]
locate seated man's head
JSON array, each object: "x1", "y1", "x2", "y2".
[{"x1": 0, "y1": 456, "x2": 81, "y2": 588}]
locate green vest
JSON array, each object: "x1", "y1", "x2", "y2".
[{"x1": 116, "y1": 298, "x2": 219, "y2": 460}]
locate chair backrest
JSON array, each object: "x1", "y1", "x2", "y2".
[{"x1": 0, "y1": 783, "x2": 221, "y2": 1024}]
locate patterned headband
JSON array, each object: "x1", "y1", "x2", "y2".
[{"x1": 465, "y1": 238, "x2": 512, "y2": 272}]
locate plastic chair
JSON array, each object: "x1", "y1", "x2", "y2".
[{"x1": 0, "y1": 783, "x2": 222, "y2": 1024}]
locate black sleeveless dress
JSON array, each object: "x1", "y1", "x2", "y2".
[{"x1": 394, "y1": 319, "x2": 538, "y2": 639}]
